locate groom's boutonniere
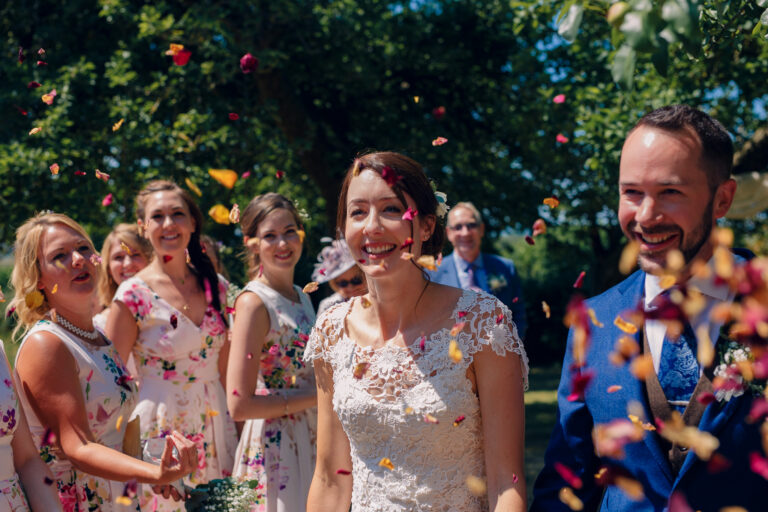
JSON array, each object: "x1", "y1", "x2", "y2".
[
  {"x1": 712, "y1": 334, "x2": 767, "y2": 403},
  {"x1": 487, "y1": 273, "x2": 508, "y2": 292}
]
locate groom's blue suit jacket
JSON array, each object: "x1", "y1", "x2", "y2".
[{"x1": 531, "y1": 270, "x2": 768, "y2": 512}]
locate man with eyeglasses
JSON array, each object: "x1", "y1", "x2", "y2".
[{"x1": 429, "y1": 201, "x2": 527, "y2": 339}]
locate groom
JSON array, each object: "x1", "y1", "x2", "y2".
[{"x1": 531, "y1": 105, "x2": 768, "y2": 511}]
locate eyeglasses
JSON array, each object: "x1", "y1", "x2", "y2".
[
  {"x1": 335, "y1": 276, "x2": 364, "y2": 288},
  {"x1": 448, "y1": 222, "x2": 479, "y2": 232}
]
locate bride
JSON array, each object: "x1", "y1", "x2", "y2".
[{"x1": 305, "y1": 152, "x2": 529, "y2": 511}]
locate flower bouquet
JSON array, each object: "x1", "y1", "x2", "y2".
[{"x1": 185, "y1": 478, "x2": 261, "y2": 512}]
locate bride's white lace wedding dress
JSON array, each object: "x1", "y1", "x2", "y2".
[{"x1": 305, "y1": 289, "x2": 529, "y2": 511}]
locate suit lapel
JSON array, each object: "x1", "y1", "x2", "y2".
[{"x1": 613, "y1": 271, "x2": 677, "y2": 484}]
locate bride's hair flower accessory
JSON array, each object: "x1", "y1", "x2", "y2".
[{"x1": 429, "y1": 180, "x2": 449, "y2": 219}]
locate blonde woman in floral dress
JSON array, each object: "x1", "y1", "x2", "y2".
[
  {"x1": 8, "y1": 212, "x2": 197, "y2": 512},
  {"x1": 106, "y1": 181, "x2": 237, "y2": 511},
  {"x1": 227, "y1": 193, "x2": 317, "y2": 511}
]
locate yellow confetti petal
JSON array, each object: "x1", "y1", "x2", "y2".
[
  {"x1": 559, "y1": 487, "x2": 584, "y2": 511},
  {"x1": 360, "y1": 297, "x2": 372, "y2": 308},
  {"x1": 25, "y1": 290, "x2": 44, "y2": 309},
  {"x1": 185, "y1": 177, "x2": 202, "y2": 197},
  {"x1": 29, "y1": 127, "x2": 42, "y2": 135},
  {"x1": 465, "y1": 475, "x2": 487, "y2": 496},
  {"x1": 658, "y1": 274, "x2": 676, "y2": 290},
  {"x1": 165, "y1": 43, "x2": 185, "y2": 56},
  {"x1": 423, "y1": 413, "x2": 439, "y2": 424},
  {"x1": 120, "y1": 242, "x2": 133, "y2": 255},
  {"x1": 51, "y1": 284, "x2": 58, "y2": 294},
  {"x1": 404, "y1": 406, "x2": 414, "y2": 414},
  {"x1": 619, "y1": 241, "x2": 640, "y2": 275},
  {"x1": 378, "y1": 457, "x2": 394, "y2": 470},
  {"x1": 208, "y1": 169, "x2": 238, "y2": 189},
  {"x1": 115, "y1": 496, "x2": 132, "y2": 506},
  {"x1": 542, "y1": 301, "x2": 551, "y2": 319},
  {"x1": 297, "y1": 229, "x2": 306, "y2": 243},
  {"x1": 116, "y1": 415, "x2": 123, "y2": 431},
  {"x1": 614, "y1": 315, "x2": 638, "y2": 334},
  {"x1": 629, "y1": 354, "x2": 654, "y2": 380},
  {"x1": 587, "y1": 308, "x2": 604, "y2": 328},
  {"x1": 413, "y1": 96, "x2": 421, "y2": 104},
  {"x1": 208, "y1": 204, "x2": 231, "y2": 225},
  {"x1": 207, "y1": 409, "x2": 219, "y2": 417},
  {"x1": 112, "y1": 118, "x2": 124, "y2": 132},
  {"x1": 696, "y1": 325, "x2": 714, "y2": 367},
  {"x1": 449, "y1": 339, "x2": 463, "y2": 363},
  {"x1": 303, "y1": 282, "x2": 319, "y2": 294},
  {"x1": 415, "y1": 255, "x2": 437, "y2": 271}
]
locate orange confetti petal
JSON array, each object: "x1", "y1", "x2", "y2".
[
  {"x1": 543, "y1": 196, "x2": 560, "y2": 208},
  {"x1": 49, "y1": 163, "x2": 60, "y2": 175},
  {"x1": 415, "y1": 255, "x2": 437, "y2": 271},
  {"x1": 378, "y1": 457, "x2": 394, "y2": 470},
  {"x1": 208, "y1": 204, "x2": 231, "y2": 225},
  {"x1": 629, "y1": 354, "x2": 654, "y2": 380},
  {"x1": 51, "y1": 284, "x2": 58, "y2": 294},
  {"x1": 29, "y1": 127, "x2": 42, "y2": 135},
  {"x1": 165, "y1": 43, "x2": 185, "y2": 56},
  {"x1": 185, "y1": 178, "x2": 202, "y2": 197},
  {"x1": 619, "y1": 241, "x2": 640, "y2": 274},
  {"x1": 587, "y1": 308, "x2": 604, "y2": 328},
  {"x1": 208, "y1": 169, "x2": 238, "y2": 189},
  {"x1": 450, "y1": 322, "x2": 466, "y2": 337},
  {"x1": 614, "y1": 315, "x2": 638, "y2": 334},
  {"x1": 303, "y1": 282, "x2": 319, "y2": 294},
  {"x1": 297, "y1": 229, "x2": 306, "y2": 243},
  {"x1": 116, "y1": 415, "x2": 123, "y2": 431},
  {"x1": 112, "y1": 118, "x2": 124, "y2": 132},
  {"x1": 25, "y1": 290, "x2": 44, "y2": 308},
  {"x1": 607, "y1": 385, "x2": 622, "y2": 393},
  {"x1": 432, "y1": 136, "x2": 448, "y2": 146},
  {"x1": 448, "y1": 339, "x2": 463, "y2": 363}
]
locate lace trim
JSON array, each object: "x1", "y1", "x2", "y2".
[{"x1": 305, "y1": 289, "x2": 529, "y2": 393}]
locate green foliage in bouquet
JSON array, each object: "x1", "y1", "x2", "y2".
[{"x1": 185, "y1": 478, "x2": 261, "y2": 512}]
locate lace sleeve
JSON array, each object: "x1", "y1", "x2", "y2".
[
  {"x1": 304, "y1": 300, "x2": 348, "y2": 364},
  {"x1": 462, "y1": 292, "x2": 530, "y2": 390}
]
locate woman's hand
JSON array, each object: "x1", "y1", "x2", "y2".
[{"x1": 154, "y1": 431, "x2": 198, "y2": 484}]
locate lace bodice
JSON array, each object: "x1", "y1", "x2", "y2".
[{"x1": 305, "y1": 290, "x2": 528, "y2": 511}]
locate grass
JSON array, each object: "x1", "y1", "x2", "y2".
[{"x1": 525, "y1": 364, "x2": 561, "y2": 504}]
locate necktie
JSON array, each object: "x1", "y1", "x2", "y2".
[
  {"x1": 657, "y1": 321, "x2": 700, "y2": 414},
  {"x1": 466, "y1": 263, "x2": 482, "y2": 292}
]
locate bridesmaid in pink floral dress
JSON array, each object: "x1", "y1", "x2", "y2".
[
  {"x1": 106, "y1": 181, "x2": 237, "y2": 511},
  {"x1": 227, "y1": 193, "x2": 317, "y2": 511},
  {"x1": 0, "y1": 344, "x2": 61, "y2": 512}
]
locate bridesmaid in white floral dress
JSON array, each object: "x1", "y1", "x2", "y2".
[
  {"x1": 107, "y1": 181, "x2": 237, "y2": 511},
  {"x1": 0, "y1": 344, "x2": 61, "y2": 512},
  {"x1": 227, "y1": 193, "x2": 317, "y2": 511},
  {"x1": 8, "y1": 213, "x2": 197, "y2": 512}
]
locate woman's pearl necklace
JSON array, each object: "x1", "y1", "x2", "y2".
[{"x1": 55, "y1": 313, "x2": 99, "y2": 340}]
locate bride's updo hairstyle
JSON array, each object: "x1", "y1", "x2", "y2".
[
  {"x1": 135, "y1": 180, "x2": 225, "y2": 321},
  {"x1": 336, "y1": 151, "x2": 445, "y2": 258}
]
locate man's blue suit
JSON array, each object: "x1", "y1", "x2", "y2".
[
  {"x1": 429, "y1": 252, "x2": 527, "y2": 338},
  {"x1": 531, "y1": 270, "x2": 768, "y2": 511}
]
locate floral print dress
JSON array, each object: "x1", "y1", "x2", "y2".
[
  {"x1": 114, "y1": 277, "x2": 237, "y2": 512},
  {"x1": 0, "y1": 344, "x2": 30, "y2": 512},
  {"x1": 15, "y1": 320, "x2": 139, "y2": 511},
  {"x1": 232, "y1": 280, "x2": 317, "y2": 512}
]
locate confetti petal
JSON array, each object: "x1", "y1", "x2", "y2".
[
  {"x1": 29, "y1": 127, "x2": 42, "y2": 135},
  {"x1": 275, "y1": 170, "x2": 285, "y2": 179},
  {"x1": 49, "y1": 163, "x2": 60, "y2": 175},
  {"x1": 75, "y1": 170, "x2": 86, "y2": 176},
  {"x1": 558, "y1": 487, "x2": 584, "y2": 510},
  {"x1": 378, "y1": 457, "x2": 394, "y2": 471},
  {"x1": 303, "y1": 282, "x2": 319, "y2": 294},
  {"x1": 94, "y1": 169, "x2": 110, "y2": 182},
  {"x1": 448, "y1": 339, "x2": 463, "y2": 363},
  {"x1": 240, "y1": 53, "x2": 259, "y2": 73},
  {"x1": 101, "y1": 193, "x2": 113, "y2": 207},
  {"x1": 162, "y1": 255, "x2": 173, "y2": 263},
  {"x1": 165, "y1": 43, "x2": 185, "y2": 56},
  {"x1": 209, "y1": 169, "x2": 238, "y2": 189},
  {"x1": 607, "y1": 385, "x2": 622, "y2": 393},
  {"x1": 554, "y1": 462, "x2": 582, "y2": 489},
  {"x1": 542, "y1": 301, "x2": 551, "y2": 319},
  {"x1": 543, "y1": 196, "x2": 560, "y2": 208},
  {"x1": 556, "y1": 133, "x2": 569, "y2": 143},
  {"x1": 573, "y1": 271, "x2": 586, "y2": 289},
  {"x1": 381, "y1": 166, "x2": 401, "y2": 186},
  {"x1": 619, "y1": 241, "x2": 640, "y2": 274},
  {"x1": 465, "y1": 475, "x2": 487, "y2": 496},
  {"x1": 170, "y1": 314, "x2": 178, "y2": 329},
  {"x1": 25, "y1": 290, "x2": 44, "y2": 309},
  {"x1": 415, "y1": 255, "x2": 437, "y2": 271},
  {"x1": 185, "y1": 178, "x2": 202, "y2": 197},
  {"x1": 112, "y1": 118, "x2": 124, "y2": 132},
  {"x1": 336, "y1": 469, "x2": 351, "y2": 475},
  {"x1": 228, "y1": 113, "x2": 240, "y2": 121},
  {"x1": 208, "y1": 204, "x2": 231, "y2": 224},
  {"x1": 423, "y1": 413, "x2": 439, "y2": 424},
  {"x1": 229, "y1": 204, "x2": 240, "y2": 224},
  {"x1": 402, "y1": 207, "x2": 418, "y2": 221},
  {"x1": 532, "y1": 218, "x2": 547, "y2": 236},
  {"x1": 525, "y1": 235, "x2": 535, "y2": 245},
  {"x1": 172, "y1": 49, "x2": 192, "y2": 66},
  {"x1": 432, "y1": 136, "x2": 448, "y2": 146},
  {"x1": 614, "y1": 315, "x2": 638, "y2": 334},
  {"x1": 432, "y1": 106, "x2": 446, "y2": 119},
  {"x1": 553, "y1": 94, "x2": 566, "y2": 104},
  {"x1": 453, "y1": 415, "x2": 466, "y2": 426}
]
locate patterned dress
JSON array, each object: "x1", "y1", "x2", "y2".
[
  {"x1": 0, "y1": 344, "x2": 31, "y2": 512},
  {"x1": 15, "y1": 320, "x2": 139, "y2": 511},
  {"x1": 114, "y1": 277, "x2": 237, "y2": 511},
  {"x1": 232, "y1": 280, "x2": 317, "y2": 512},
  {"x1": 305, "y1": 290, "x2": 529, "y2": 511}
]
